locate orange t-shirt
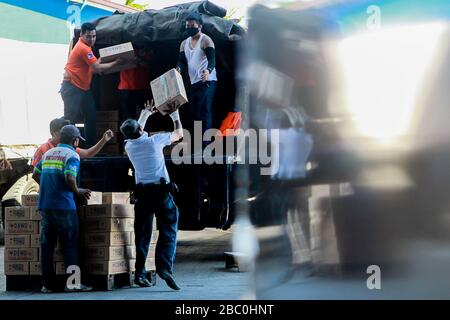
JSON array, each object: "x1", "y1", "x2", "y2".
[
  {"x1": 118, "y1": 66, "x2": 150, "y2": 90},
  {"x1": 64, "y1": 39, "x2": 98, "y2": 91},
  {"x1": 118, "y1": 49, "x2": 151, "y2": 90},
  {"x1": 32, "y1": 139, "x2": 81, "y2": 167}
]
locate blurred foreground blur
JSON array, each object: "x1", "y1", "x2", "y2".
[{"x1": 233, "y1": 0, "x2": 450, "y2": 299}]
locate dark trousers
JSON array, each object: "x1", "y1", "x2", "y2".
[
  {"x1": 186, "y1": 81, "x2": 217, "y2": 134},
  {"x1": 40, "y1": 209, "x2": 80, "y2": 289},
  {"x1": 134, "y1": 185, "x2": 179, "y2": 279},
  {"x1": 60, "y1": 81, "x2": 96, "y2": 147},
  {"x1": 119, "y1": 90, "x2": 150, "y2": 122}
]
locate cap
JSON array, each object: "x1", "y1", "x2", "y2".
[{"x1": 60, "y1": 125, "x2": 86, "y2": 141}]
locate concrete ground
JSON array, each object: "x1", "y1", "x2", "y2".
[{"x1": 0, "y1": 228, "x2": 252, "y2": 300}]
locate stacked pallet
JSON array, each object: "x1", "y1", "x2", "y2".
[
  {"x1": 96, "y1": 110, "x2": 122, "y2": 155},
  {"x1": 3, "y1": 194, "x2": 41, "y2": 276},
  {"x1": 80, "y1": 192, "x2": 135, "y2": 275},
  {"x1": 4, "y1": 192, "x2": 158, "y2": 290},
  {"x1": 80, "y1": 192, "x2": 157, "y2": 276}
]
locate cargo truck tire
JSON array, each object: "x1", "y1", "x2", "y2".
[{"x1": 1, "y1": 174, "x2": 39, "y2": 226}]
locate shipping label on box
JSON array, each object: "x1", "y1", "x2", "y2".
[
  {"x1": 5, "y1": 207, "x2": 31, "y2": 221},
  {"x1": 84, "y1": 232, "x2": 132, "y2": 246},
  {"x1": 30, "y1": 234, "x2": 40, "y2": 248},
  {"x1": 5, "y1": 262, "x2": 29, "y2": 275},
  {"x1": 97, "y1": 111, "x2": 119, "y2": 122},
  {"x1": 150, "y1": 68, "x2": 188, "y2": 115},
  {"x1": 102, "y1": 192, "x2": 131, "y2": 205},
  {"x1": 29, "y1": 262, "x2": 42, "y2": 275},
  {"x1": 22, "y1": 194, "x2": 39, "y2": 206},
  {"x1": 77, "y1": 191, "x2": 103, "y2": 206},
  {"x1": 83, "y1": 204, "x2": 134, "y2": 219},
  {"x1": 99, "y1": 42, "x2": 136, "y2": 74},
  {"x1": 82, "y1": 218, "x2": 134, "y2": 233},
  {"x1": 4, "y1": 235, "x2": 31, "y2": 248},
  {"x1": 5, "y1": 248, "x2": 39, "y2": 262},
  {"x1": 83, "y1": 259, "x2": 135, "y2": 275},
  {"x1": 5, "y1": 221, "x2": 39, "y2": 235},
  {"x1": 84, "y1": 246, "x2": 123, "y2": 261},
  {"x1": 29, "y1": 206, "x2": 41, "y2": 220}
]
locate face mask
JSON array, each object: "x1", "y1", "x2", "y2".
[{"x1": 186, "y1": 27, "x2": 199, "y2": 37}]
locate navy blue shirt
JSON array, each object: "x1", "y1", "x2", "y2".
[{"x1": 34, "y1": 144, "x2": 80, "y2": 211}]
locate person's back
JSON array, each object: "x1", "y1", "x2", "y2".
[
  {"x1": 120, "y1": 116, "x2": 183, "y2": 290},
  {"x1": 37, "y1": 144, "x2": 79, "y2": 211},
  {"x1": 125, "y1": 132, "x2": 171, "y2": 185}
]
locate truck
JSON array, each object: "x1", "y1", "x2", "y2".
[{"x1": 1, "y1": 1, "x2": 245, "y2": 238}]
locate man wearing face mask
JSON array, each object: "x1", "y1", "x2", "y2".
[{"x1": 176, "y1": 11, "x2": 217, "y2": 137}]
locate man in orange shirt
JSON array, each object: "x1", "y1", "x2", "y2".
[
  {"x1": 32, "y1": 117, "x2": 115, "y2": 168},
  {"x1": 60, "y1": 22, "x2": 123, "y2": 146},
  {"x1": 118, "y1": 48, "x2": 152, "y2": 122}
]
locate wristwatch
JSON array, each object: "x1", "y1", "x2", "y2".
[{"x1": 206, "y1": 68, "x2": 212, "y2": 73}]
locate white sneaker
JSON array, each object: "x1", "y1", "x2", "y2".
[
  {"x1": 41, "y1": 286, "x2": 53, "y2": 293},
  {"x1": 64, "y1": 284, "x2": 93, "y2": 292}
]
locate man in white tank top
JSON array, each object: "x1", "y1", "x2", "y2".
[{"x1": 176, "y1": 11, "x2": 218, "y2": 139}]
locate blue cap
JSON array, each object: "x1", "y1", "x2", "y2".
[{"x1": 60, "y1": 125, "x2": 85, "y2": 141}]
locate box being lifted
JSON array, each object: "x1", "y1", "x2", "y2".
[
  {"x1": 99, "y1": 42, "x2": 136, "y2": 74},
  {"x1": 150, "y1": 68, "x2": 188, "y2": 115}
]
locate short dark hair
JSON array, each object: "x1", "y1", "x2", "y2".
[
  {"x1": 186, "y1": 11, "x2": 203, "y2": 25},
  {"x1": 81, "y1": 22, "x2": 96, "y2": 34},
  {"x1": 49, "y1": 117, "x2": 70, "y2": 136},
  {"x1": 120, "y1": 119, "x2": 141, "y2": 140}
]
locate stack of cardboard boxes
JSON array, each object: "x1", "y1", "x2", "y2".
[
  {"x1": 79, "y1": 192, "x2": 157, "y2": 276},
  {"x1": 4, "y1": 194, "x2": 41, "y2": 276},
  {"x1": 96, "y1": 110, "x2": 122, "y2": 155},
  {"x1": 4, "y1": 192, "x2": 158, "y2": 282}
]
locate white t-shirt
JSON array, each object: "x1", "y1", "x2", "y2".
[{"x1": 124, "y1": 132, "x2": 171, "y2": 184}]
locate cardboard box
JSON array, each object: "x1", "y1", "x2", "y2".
[
  {"x1": 5, "y1": 221, "x2": 39, "y2": 235},
  {"x1": 83, "y1": 204, "x2": 134, "y2": 219},
  {"x1": 77, "y1": 191, "x2": 103, "y2": 206},
  {"x1": 4, "y1": 262, "x2": 29, "y2": 275},
  {"x1": 4, "y1": 235, "x2": 31, "y2": 248},
  {"x1": 55, "y1": 262, "x2": 66, "y2": 275},
  {"x1": 97, "y1": 111, "x2": 119, "y2": 122},
  {"x1": 145, "y1": 257, "x2": 156, "y2": 271},
  {"x1": 102, "y1": 192, "x2": 131, "y2": 205},
  {"x1": 5, "y1": 207, "x2": 31, "y2": 221},
  {"x1": 54, "y1": 248, "x2": 65, "y2": 262},
  {"x1": 99, "y1": 42, "x2": 136, "y2": 74},
  {"x1": 83, "y1": 259, "x2": 135, "y2": 275},
  {"x1": 150, "y1": 68, "x2": 188, "y2": 115},
  {"x1": 82, "y1": 218, "x2": 134, "y2": 233},
  {"x1": 84, "y1": 232, "x2": 132, "y2": 247},
  {"x1": 29, "y1": 206, "x2": 41, "y2": 220},
  {"x1": 29, "y1": 262, "x2": 42, "y2": 275},
  {"x1": 30, "y1": 234, "x2": 40, "y2": 248},
  {"x1": 83, "y1": 246, "x2": 136, "y2": 261},
  {"x1": 5, "y1": 248, "x2": 39, "y2": 262},
  {"x1": 22, "y1": 194, "x2": 39, "y2": 206},
  {"x1": 96, "y1": 122, "x2": 119, "y2": 135}
]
